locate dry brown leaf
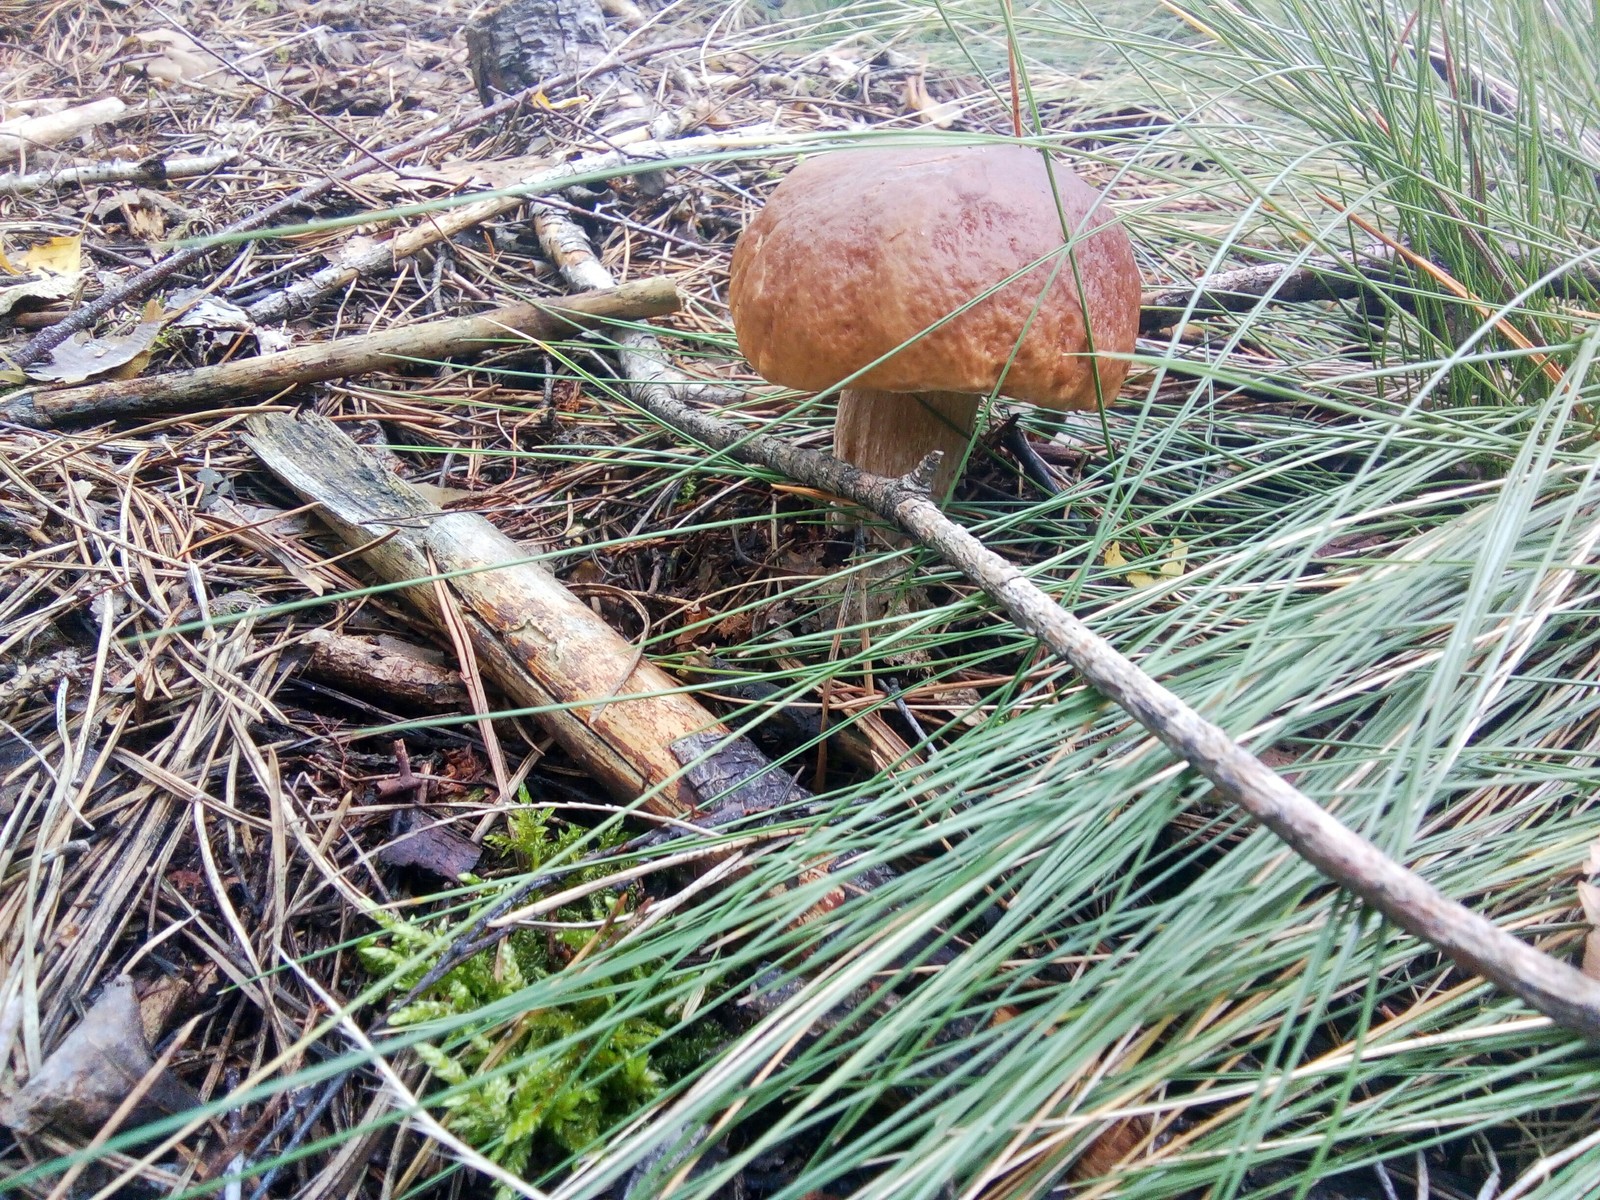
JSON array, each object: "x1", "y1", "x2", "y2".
[
  {"x1": 126, "y1": 30, "x2": 240, "y2": 90},
  {"x1": 19, "y1": 234, "x2": 82, "y2": 275},
  {"x1": 412, "y1": 482, "x2": 480, "y2": 506},
  {"x1": 26, "y1": 298, "x2": 168, "y2": 383},
  {"x1": 0, "y1": 977, "x2": 199, "y2": 1135},
  {"x1": 903, "y1": 70, "x2": 961, "y2": 129},
  {"x1": 94, "y1": 188, "x2": 188, "y2": 241}
]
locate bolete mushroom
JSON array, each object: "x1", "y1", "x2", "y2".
[{"x1": 728, "y1": 143, "x2": 1140, "y2": 497}]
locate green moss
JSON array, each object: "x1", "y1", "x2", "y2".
[{"x1": 359, "y1": 805, "x2": 715, "y2": 1184}]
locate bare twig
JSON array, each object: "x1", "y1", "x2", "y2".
[
  {"x1": 244, "y1": 124, "x2": 784, "y2": 324},
  {"x1": 531, "y1": 211, "x2": 1600, "y2": 1039},
  {"x1": 0, "y1": 151, "x2": 237, "y2": 197},
  {"x1": 625, "y1": 366, "x2": 1600, "y2": 1039},
  {"x1": 1140, "y1": 241, "x2": 1600, "y2": 332},
  {"x1": 4, "y1": 277, "x2": 679, "y2": 428}
]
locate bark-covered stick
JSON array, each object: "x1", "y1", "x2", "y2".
[
  {"x1": 1138, "y1": 242, "x2": 1600, "y2": 332},
  {"x1": 244, "y1": 406, "x2": 723, "y2": 816},
  {"x1": 531, "y1": 208, "x2": 1600, "y2": 1037},
  {"x1": 4, "y1": 277, "x2": 679, "y2": 428},
  {"x1": 621, "y1": 363, "x2": 1600, "y2": 1040},
  {"x1": 0, "y1": 151, "x2": 237, "y2": 197},
  {"x1": 246, "y1": 125, "x2": 788, "y2": 323}
]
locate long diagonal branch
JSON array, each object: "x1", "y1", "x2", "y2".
[
  {"x1": 623, "y1": 350, "x2": 1600, "y2": 1040},
  {"x1": 527, "y1": 207, "x2": 1600, "y2": 1039}
]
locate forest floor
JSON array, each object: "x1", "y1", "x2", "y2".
[{"x1": 4, "y1": 2, "x2": 1599, "y2": 1199}]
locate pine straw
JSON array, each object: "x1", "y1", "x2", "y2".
[
  {"x1": 0, "y1": 3, "x2": 1107, "y2": 1192},
  {"x1": 6, "y1": 0, "x2": 1566, "y2": 1196}
]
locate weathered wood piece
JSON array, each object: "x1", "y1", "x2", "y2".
[
  {"x1": 3, "y1": 277, "x2": 678, "y2": 428},
  {"x1": 244, "y1": 408, "x2": 728, "y2": 817},
  {"x1": 0, "y1": 151, "x2": 236, "y2": 197},
  {"x1": 298, "y1": 629, "x2": 470, "y2": 711},
  {"x1": 467, "y1": 0, "x2": 619, "y2": 105}
]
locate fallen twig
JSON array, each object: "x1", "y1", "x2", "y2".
[
  {"x1": 0, "y1": 151, "x2": 237, "y2": 197},
  {"x1": 1139, "y1": 243, "x2": 1399, "y2": 331},
  {"x1": 533, "y1": 217, "x2": 1600, "y2": 1040},
  {"x1": 245, "y1": 123, "x2": 787, "y2": 324},
  {"x1": 1139, "y1": 241, "x2": 1600, "y2": 332},
  {"x1": 2, "y1": 277, "x2": 679, "y2": 428},
  {"x1": 624, "y1": 362, "x2": 1600, "y2": 1039}
]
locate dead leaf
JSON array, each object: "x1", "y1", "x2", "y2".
[
  {"x1": 169, "y1": 288, "x2": 250, "y2": 332},
  {"x1": 903, "y1": 70, "x2": 961, "y2": 129},
  {"x1": 0, "y1": 977, "x2": 199, "y2": 1135},
  {"x1": 412, "y1": 482, "x2": 479, "y2": 507},
  {"x1": 19, "y1": 235, "x2": 82, "y2": 275},
  {"x1": 136, "y1": 964, "x2": 218, "y2": 1045},
  {"x1": 125, "y1": 30, "x2": 241, "y2": 91},
  {"x1": 93, "y1": 188, "x2": 188, "y2": 241},
  {"x1": 1104, "y1": 539, "x2": 1187, "y2": 589},
  {"x1": 0, "y1": 272, "x2": 77, "y2": 319},
  {"x1": 26, "y1": 299, "x2": 168, "y2": 383}
]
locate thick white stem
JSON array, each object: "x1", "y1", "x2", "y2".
[{"x1": 835, "y1": 388, "x2": 981, "y2": 500}]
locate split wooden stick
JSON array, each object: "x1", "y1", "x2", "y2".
[
  {"x1": 5, "y1": 277, "x2": 678, "y2": 428},
  {"x1": 244, "y1": 406, "x2": 723, "y2": 817}
]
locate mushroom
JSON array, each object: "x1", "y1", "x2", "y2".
[{"x1": 728, "y1": 143, "x2": 1141, "y2": 497}]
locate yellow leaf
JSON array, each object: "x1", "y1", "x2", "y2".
[
  {"x1": 21, "y1": 235, "x2": 82, "y2": 276},
  {"x1": 1106, "y1": 538, "x2": 1187, "y2": 590},
  {"x1": 1159, "y1": 538, "x2": 1188, "y2": 578},
  {"x1": 531, "y1": 90, "x2": 588, "y2": 111}
]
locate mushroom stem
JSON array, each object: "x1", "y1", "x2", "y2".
[{"x1": 834, "y1": 388, "x2": 981, "y2": 500}]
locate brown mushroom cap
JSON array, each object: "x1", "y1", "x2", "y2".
[{"x1": 728, "y1": 143, "x2": 1140, "y2": 411}]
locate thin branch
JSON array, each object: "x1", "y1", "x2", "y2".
[
  {"x1": 4, "y1": 278, "x2": 678, "y2": 428},
  {"x1": 624, "y1": 350, "x2": 1600, "y2": 1039},
  {"x1": 244, "y1": 123, "x2": 783, "y2": 324},
  {"x1": 0, "y1": 152, "x2": 238, "y2": 197},
  {"x1": 528, "y1": 210, "x2": 1600, "y2": 1040},
  {"x1": 1140, "y1": 241, "x2": 1600, "y2": 332}
]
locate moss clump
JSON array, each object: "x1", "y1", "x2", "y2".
[{"x1": 360, "y1": 807, "x2": 715, "y2": 1181}]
